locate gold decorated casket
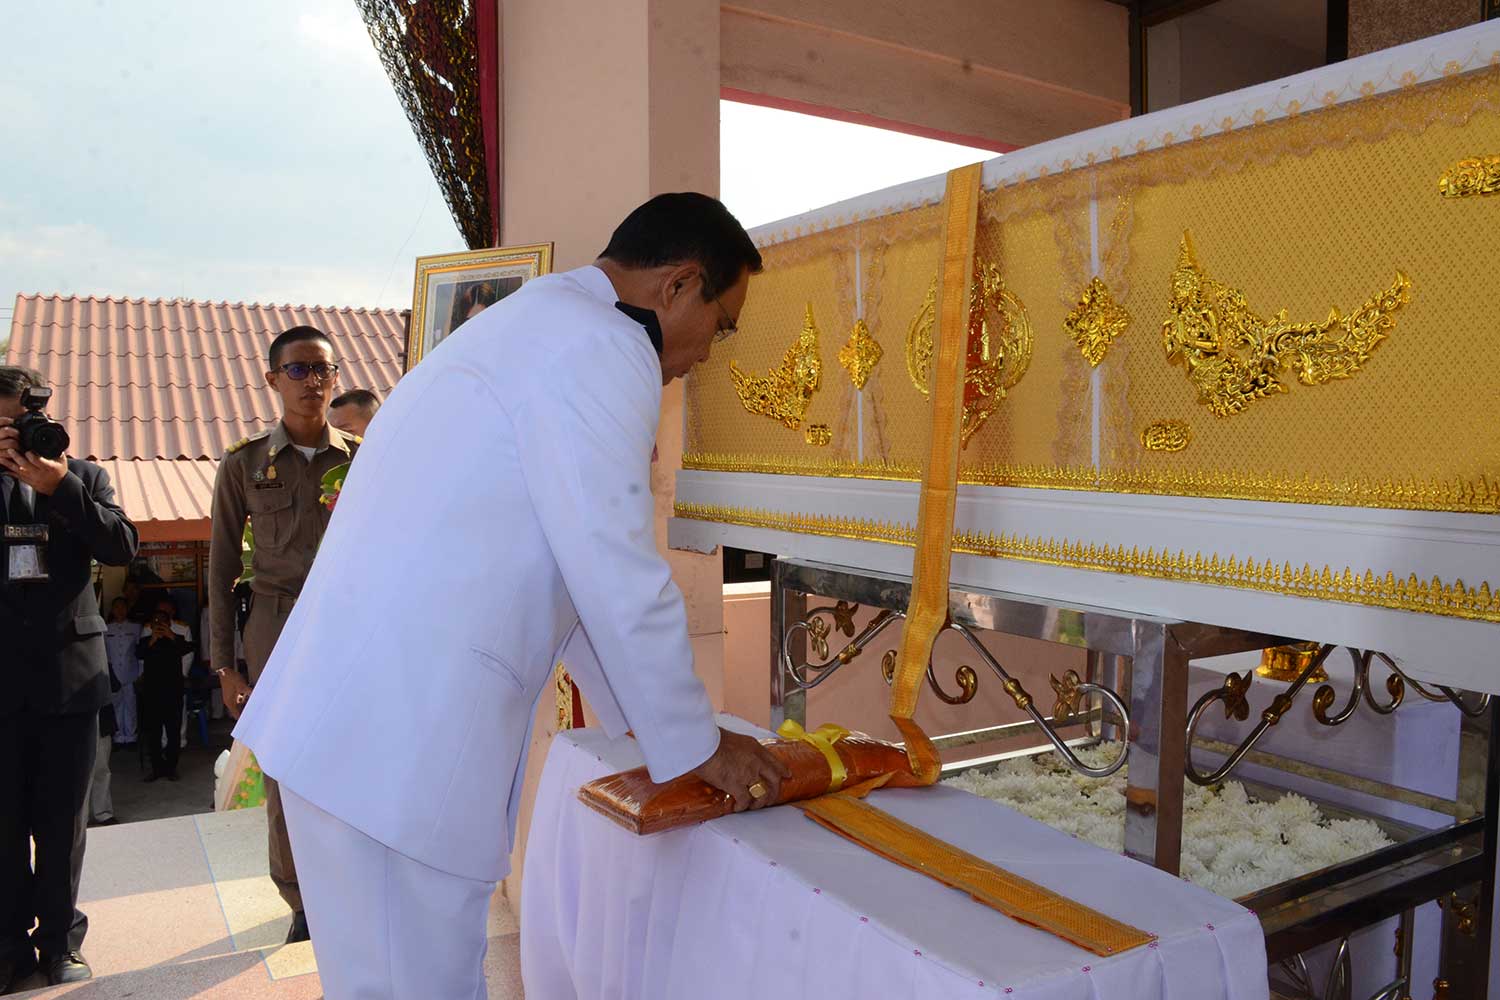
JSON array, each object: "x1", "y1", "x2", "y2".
[
  {"x1": 668, "y1": 22, "x2": 1500, "y2": 995},
  {"x1": 672, "y1": 24, "x2": 1500, "y2": 696}
]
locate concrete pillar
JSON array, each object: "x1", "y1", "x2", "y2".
[{"x1": 496, "y1": 0, "x2": 726, "y2": 904}]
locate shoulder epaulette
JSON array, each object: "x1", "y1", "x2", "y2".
[{"x1": 225, "y1": 428, "x2": 272, "y2": 455}]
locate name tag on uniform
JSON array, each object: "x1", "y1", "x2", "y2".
[
  {"x1": 3, "y1": 523, "x2": 49, "y2": 583},
  {"x1": 253, "y1": 482, "x2": 285, "y2": 491}
]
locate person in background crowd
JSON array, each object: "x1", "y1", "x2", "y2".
[
  {"x1": 103, "y1": 597, "x2": 140, "y2": 744},
  {"x1": 209, "y1": 325, "x2": 360, "y2": 946},
  {"x1": 135, "y1": 598, "x2": 194, "y2": 782},
  {"x1": 0, "y1": 365, "x2": 140, "y2": 989},
  {"x1": 327, "y1": 389, "x2": 380, "y2": 439}
]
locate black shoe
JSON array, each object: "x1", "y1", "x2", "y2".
[
  {"x1": 144, "y1": 771, "x2": 159, "y2": 783},
  {"x1": 41, "y1": 951, "x2": 91, "y2": 985},
  {"x1": 89, "y1": 816, "x2": 120, "y2": 828},
  {"x1": 166, "y1": 771, "x2": 180, "y2": 782},
  {"x1": 284, "y1": 911, "x2": 310, "y2": 944},
  {"x1": 0, "y1": 950, "x2": 38, "y2": 994}
]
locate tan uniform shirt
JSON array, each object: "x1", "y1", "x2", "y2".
[{"x1": 208, "y1": 422, "x2": 358, "y2": 678}]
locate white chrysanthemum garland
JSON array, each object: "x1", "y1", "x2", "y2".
[{"x1": 943, "y1": 742, "x2": 1392, "y2": 899}]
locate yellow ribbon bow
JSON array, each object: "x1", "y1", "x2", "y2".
[{"x1": 777, "y1": 720, "x2": 851, "y2": 793}]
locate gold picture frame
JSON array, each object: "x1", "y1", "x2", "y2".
[{"x1": 405, "y1": 243, "x2": 554, "y2": 371}]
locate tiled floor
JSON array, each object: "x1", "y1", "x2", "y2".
[{"x1": 14, "y1": 808, "x2": 524, "y2": 998}]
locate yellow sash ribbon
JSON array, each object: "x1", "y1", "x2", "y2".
[
  {"x1": 888, "y1": 162, "x2": 984, "y2": 785},
  {"x1": 777, "y1": 720, "x2": 851, "y2": 792}
]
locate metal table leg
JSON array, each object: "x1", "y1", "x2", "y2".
[
  {"x1": 1124, "y1": 620, "x2": 1191, "y2": 875},
  {"x1": 770, "y1": 558, "x2": 808, "y2": 730}
]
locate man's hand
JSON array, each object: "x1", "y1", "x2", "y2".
[
  {"x1": 0, "y1": 418, "x2": 68, "y2": 495},
  {"x1": 220, "y1": 670, "x2": 251, "y2": 720},
  {"x1": 691, "y1": 728, "x2": 793, "y2": 813}
]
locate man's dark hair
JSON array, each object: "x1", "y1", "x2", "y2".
[
  {"x1": 0, "y1": 365, "x2": 46, "y2": 399},
  {"x1": 268, "y1": 326, "x2": 334, "y2": 370},
  {"x1": 155, "y1": 596, "x2": 177, "y2": 616},
  {"x1": 600, "y1": 193, "x2": 763, "y2": 300},
  {"x1": 330, "y1": 389, "x2": 380, "y2": 411}
]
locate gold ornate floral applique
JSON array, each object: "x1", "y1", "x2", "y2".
[
  {"x1": 838, "y1": 319, "x2": 882, "y2": 390},
  {"x1": 1141, "y1": 419, "x2": 1191, "y2": 452},
  {"x1": 962, "y1": 259, "x2": 1033, "y2": 447},
  {"x1": 1163, "y1": 232, "x2": 1411, "y2": 417},
  {"x1": 1438, "y1": 155, "x2": 1500, "y2": 197},
  {"x1": 804, "y1": 424, "x2": 832, "y2": 446},
  {"x1": 902, "y1": 264, "x2": 1032, "y2": 445},
  {"x1": 730, "y1": 303, "x2": 822, "y2": 429},
  {"x1": 905, "y1": 277, "x2": 937, "y2": 396},
  {"x1": 1064, "y1": 277, "x2": 1131, "y2": 367}
]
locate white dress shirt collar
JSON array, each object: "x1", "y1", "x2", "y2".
[{"x1": 572, "y1": 264, "x2": 622, "y2": 306}]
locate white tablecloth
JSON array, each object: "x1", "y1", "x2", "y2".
[{"x1": 521, "y1": 718, "x2": 1268, "y2": 1000}]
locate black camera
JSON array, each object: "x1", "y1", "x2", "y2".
[{"x1": 15, "y1": 387, "x2": 70, "y2": 460}]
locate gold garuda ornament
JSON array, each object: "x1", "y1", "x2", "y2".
[
  {"x1": 905, "y1": 262, "x2": 1033, "y2": 447},
  {"x1": 730, "y1": 303, "x2": 823, "y2": 429},
  {"x1": 1163, "y1": 232, "x2": 1411, "y2": 417}
]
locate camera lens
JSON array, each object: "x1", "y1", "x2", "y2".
[{"x1": 20, "y1": 419, "x2": 69, "y2": 460}]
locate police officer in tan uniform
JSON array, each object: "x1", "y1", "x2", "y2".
[{"x1": 208, "y1": 326, "x2": 358, "y2": 945}]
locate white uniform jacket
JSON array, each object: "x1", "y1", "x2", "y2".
[{"x1": 233, "y1": 265, "x2": 721, "y2": 882}]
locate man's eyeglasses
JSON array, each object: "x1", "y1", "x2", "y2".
[
  {"x1": 712, "y1": 296, "x2": 737, "y2": 344},
  {"x1": 276, "y1": 362, "x2": 340, "y2": 382}
]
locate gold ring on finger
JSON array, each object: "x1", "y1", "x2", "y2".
[{"x1": 748, "y1": 781, "x2": 768, "y2": 800}]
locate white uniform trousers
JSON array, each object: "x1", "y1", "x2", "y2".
[{"x1": 280, "y1": 787, "x2": 495, "y2": 1000}]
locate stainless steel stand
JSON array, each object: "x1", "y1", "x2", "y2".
[{"x1": 769, "y1": 556, "x2": 1496, "y2": 996}]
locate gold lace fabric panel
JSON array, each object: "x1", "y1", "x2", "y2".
[
  {"x1": 858, "y1": 205, "x2": 944, "y2": 469},
  {"x1": 798, "y1": 794, "x2": 1155, "y2": 957},
  {"x1": 960, "y1": 189, "x2": 1091, "y2": 476},
  {"x1": 687, "y1": 225, "x2": 855, "y2": 461},
  {"x1": 1113, "y1": 98, "x2": 1500, "y2": 500}
]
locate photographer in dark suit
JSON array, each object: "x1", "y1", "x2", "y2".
[{"x1": 0, "y1": 367, "x2": 139, "y2": 990}]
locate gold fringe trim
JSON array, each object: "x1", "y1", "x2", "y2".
[
  {"x1": 680, "y1": 453, "x2": 1500, "y2": 514},
  {"x1": 672, "y1": 502, "x2": 1500, "y2": 624}
]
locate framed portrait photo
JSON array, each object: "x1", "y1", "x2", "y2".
[{"x1": 405, "y1": 243, "x2": 554, "y2": 371}]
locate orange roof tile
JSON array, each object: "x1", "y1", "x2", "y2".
[
  {"x1": 96, "y1": 459, "x2": 219, "y2": 542},
  {"x1": 5, "y1": 292, "x2": 405, "y2": 461}
]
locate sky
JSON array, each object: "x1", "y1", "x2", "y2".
[{"x1": 0, "y1": 2, "x2": 993, "y2": 326}]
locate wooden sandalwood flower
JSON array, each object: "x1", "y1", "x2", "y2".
[{"x1": 578, "y1": 722, "x2": 922, "y2": 835}]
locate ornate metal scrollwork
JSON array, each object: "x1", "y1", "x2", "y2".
[
  {"x1": 877, "y1": 647, "x2": 978, "y2": 705},
  {"x1": 1050, "y1": 669, "x2": 1082, "y2": 723},
  {"x1": 784, "y1": 611, "x2": 1131, "y2": 780},
  {"x1": 1310, "y1": 648, "x2": 1490, "y2": 726},
  {"x1": 1186, "y1": 643, "x2": 1337, "y2": 786},
  {"x1": 782, "y1": 604, "x2": 901, "y2": 692},
  {"x1": 1188, "y1": 644, "x2": 1491, "y2": 786},
  {"x1": 943, "y1": 621, "x2": 1130, "y2": 778}
]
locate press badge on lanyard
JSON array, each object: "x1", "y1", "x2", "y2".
[{"x1": 4, "y1": 523, "x2": 49, "y2": 583}]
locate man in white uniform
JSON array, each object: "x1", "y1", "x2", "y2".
[
  {"x1": 233, "y1": 193, "x2": 789, "y2": 999},
  {"x1": 102, "y1": 598, "x2": 140, "y2": 744}
]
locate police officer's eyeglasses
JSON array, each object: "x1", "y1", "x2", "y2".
[
  {"x1": 712, "y1": 296, "x2": 737, "y2": 344},
  {"x1": 276, "y1": 362, "x2": 340, "y2": 382}
]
